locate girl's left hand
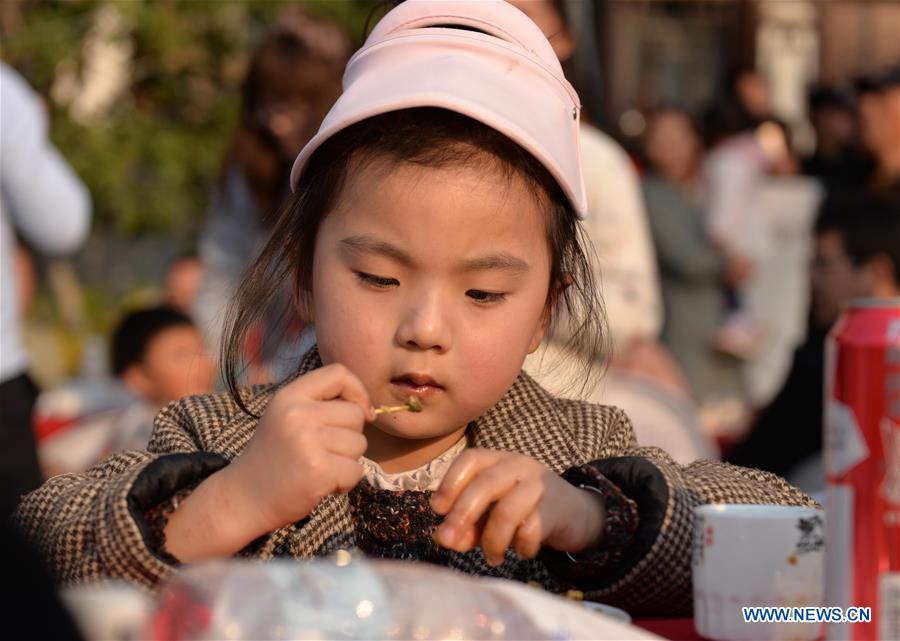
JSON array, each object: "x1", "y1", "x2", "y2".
[{"x1": 430, "y1": 449, "x2": 606, "y2": 566}]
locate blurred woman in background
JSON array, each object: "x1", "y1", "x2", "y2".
[
  {"x1": 642, "y1": 107, "x2": 747, "y2": 406},
  {"x1": 192, "y1": 7, "x2": 349, "y2": 383}
]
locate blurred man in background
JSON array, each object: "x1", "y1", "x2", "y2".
[
  {"x1": 509, "y1": 0, "x2": 664, "y2": 354},
  {"x1": 0, "y1": 63, "x2": 91, "y2": 513},
  {"x1": 857, "y1": 66, "x2": 900, "y2": 191},
  {"x1": 511, "y1": 0, "x2": 678, "y2": 389},
  {"x1": 513, "y1": 0, "x2": 717, "y2": 463},
  {"x1": 727, "y1": 191, "x2": 900, "y2": 494},
  {"x1": 802, "y1": 82, "x2": 874, "y2": 194}
]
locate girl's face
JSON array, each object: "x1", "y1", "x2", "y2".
[{"x1": 310, "y1": 154, "x2": 552, "y2": 442}]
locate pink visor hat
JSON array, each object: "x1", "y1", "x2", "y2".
[{"x1": 288, "y1": 0, "x2": 587, "y2": 219}]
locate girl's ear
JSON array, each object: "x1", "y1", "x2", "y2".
[
  {"x1": 527, "y1": 275, "x2": 571, "y2": 354},
  {"x1": 295, "y1": 289, "x2": 315, "y2": 324},
  {"x1": 292, "y1": 272, "x2": 315, "y2": 324},
  {"x1": 527, "y1": 307, "x2": 551, "y2": 354}
]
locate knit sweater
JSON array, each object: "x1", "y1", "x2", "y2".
[{"x1": 15, "y1": 348, "x2": 815, "y2": 616}]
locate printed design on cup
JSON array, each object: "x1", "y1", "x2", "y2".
[
  {"x1": 692, "y1": 513, "x2": 707, "y2": 566},
  {"x1": 789, "y1": 515, "x2": 824, "y2": 565}
]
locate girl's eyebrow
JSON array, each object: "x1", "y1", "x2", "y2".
[
  {"x1": 457, "y1": 253, "x2": 530, "y2": 274},
  {"x1": 340, "y1": 235, "x2": 414, "y2": 267},
  {"x1": 339, "y1": 234, "x2": 530, "y2": 274}
]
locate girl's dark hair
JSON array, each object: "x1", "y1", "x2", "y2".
[{"x1": 223, "y1": 107, "x2": 608, "y2": 416}]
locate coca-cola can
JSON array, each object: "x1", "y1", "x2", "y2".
[{"x1": 825, "y1": 298, "x2": 900, "y2": 641}]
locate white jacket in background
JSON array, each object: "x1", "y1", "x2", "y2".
[
  {"x1": 577, "y1": 122, "x2": 662, "y2": 350},
  {"x1": 0, "y1": 63, "x2": 91, "y2": 382}
]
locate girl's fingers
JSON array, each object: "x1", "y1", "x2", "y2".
[
  {"x1": 327, "y1": 455, "x2": 364, "y2": 493},
  {"x1": 322, "y1": 426, "x2": 368, "y2": 460},
  {"x1": 434, "y1": 518, "x2": 481, "y2": 553},
  {"x1": 285, "y1": 363, "x2": 375, "y2": 420},
  {"x1": 512, "y1": 510, "x2": 544, "y2": 560},
  {"x1": 454, "y1": 523, "x2": 480, "y2": 551},
  {"x1": 431, "y1": 449, "x2": 499, "y2": 514},
  {"x1": 436, "y1": 461, "x2": 519, "y2": 549},
  {"x1": 479, "y1": 479, "x2": 543, "y2": 564},
  {"x1": 314, "y1": 399, "x2": 369, "y2": 430}
]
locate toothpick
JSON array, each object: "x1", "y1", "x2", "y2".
[{"x1": 374, "y1": 396, "x2": 423, "y2": 415}]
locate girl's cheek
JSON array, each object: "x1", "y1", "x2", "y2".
[
  {"x1": 458, "y1": 336, "x2": 519, "y2": 382},
  {"x1": 328, "y1": 299, "x2": 390, "y2": 353}
]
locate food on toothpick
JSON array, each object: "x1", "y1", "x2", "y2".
[{"x1": 374, "y1": 396, "x2": 423, "y2": 415}]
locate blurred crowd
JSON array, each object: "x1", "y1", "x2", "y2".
[{"x1": 2, "y1": 1, "x2": 898, "y2": 515}]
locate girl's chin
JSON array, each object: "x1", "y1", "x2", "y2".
[
  {"x1": 370, "y1": 421, "x2": 435, "y2": 440},
  {"x1": 368, "y1": 418, "x2": 463, "y2": 442}
]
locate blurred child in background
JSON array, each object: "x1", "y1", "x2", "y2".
[{"x1": 39, "y1": 306, "x2": 214, "y2": 475}]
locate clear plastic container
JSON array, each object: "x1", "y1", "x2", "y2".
[{"x1": 148, "y1": 553, "x2": 548, "y2": 640}]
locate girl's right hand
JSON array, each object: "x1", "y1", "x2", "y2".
[{"x1": 222, "y1": 363, "x2": 375, "y2": 534}]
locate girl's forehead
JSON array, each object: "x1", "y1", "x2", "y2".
[
  {"x1": 321, "y1": 158, "x2": 551, "y2": 261},
  {"x1": 338, "y1": 157, "x2": 543, "y2": 225}
]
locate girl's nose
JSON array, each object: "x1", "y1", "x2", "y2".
[{"x1": 395, "y1": 295, "x2": 451, "y2": 353}]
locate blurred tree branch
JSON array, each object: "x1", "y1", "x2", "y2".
[{"x1": 2, "y1": 0, "x2": 376, "y2": 236}]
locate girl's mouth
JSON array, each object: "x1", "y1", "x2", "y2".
[{"x1": 390, "y1": 374, "x2": 444, "y2": 399}]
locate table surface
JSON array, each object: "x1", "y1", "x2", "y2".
[{"x1": 634, "y1": 618, "x2": 704, "y2": 641}]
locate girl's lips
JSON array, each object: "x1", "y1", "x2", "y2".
[{"x1": 390, "y1": 377, "x2": 444, "y2": 400}]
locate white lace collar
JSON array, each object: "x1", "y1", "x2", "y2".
[{"x1": 360, "y1": 435, "x2": 469, "y2": 492}]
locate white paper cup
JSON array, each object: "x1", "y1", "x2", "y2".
[{"x1": 692, "y1": 504, "x2": 825, "y2": 641}]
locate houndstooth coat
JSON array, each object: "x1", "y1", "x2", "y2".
[{"x1": 15, "y1": 348, "x2": 815, "y2": 616}]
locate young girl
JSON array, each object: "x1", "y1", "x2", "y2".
[{"x1": 15, "y1": 0, "x2": 814, "y2": 617}]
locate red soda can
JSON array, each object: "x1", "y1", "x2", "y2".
[{"x1": 825, "y1": 298, "x2": 900, "y2": 641}]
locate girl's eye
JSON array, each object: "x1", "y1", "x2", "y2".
[
  {"x1": 466, "y1": 289, "x2": 506, "y2": 304},
  {"x1": 356, "y1": 271, "x2": 399, "y2": 289}
]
